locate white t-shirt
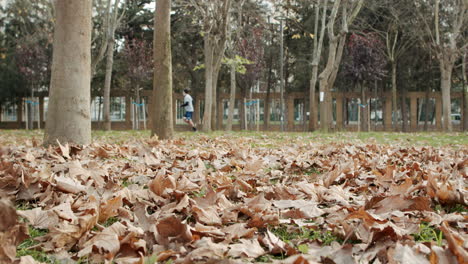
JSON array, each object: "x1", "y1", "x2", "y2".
[{"x1": 184, "y1": 94, "x2": 194, "y2": 112}]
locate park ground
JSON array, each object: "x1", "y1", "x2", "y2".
[{"x1": 0, "y1": 130, "x2": 467, "y2": 263}]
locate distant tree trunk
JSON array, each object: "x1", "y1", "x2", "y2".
[
  {"x1": 202, "y1": 36, "x2": 214, "y2": 132},
  {"x1": 391, "y1": 61, "x2": 398, "y2": 130},
  {"x1": 151, "y1": 0, "x2": 173, "y2": 139},
  {"x1": 27, "y1": 87, "x2": 33, "y2": 130},
  {"x1": 226, "y1": 63, "x2": 236, "y2": 131},
  {"x1": 463, "y1": 53, "x2": 467, "y2": 131},
  {"x1": 44, "y1": 0, "x2": 92, "y2": 146},
  {"x1": 308, "y1": 0, "x2": 327, "y2": 132},
  {"x1": 102, "y1": 35, "x2": 115, "y2": 131},
  {"x1": 264, "y1": 61, "x2": 272, "y2": 131},
  {"x1": 440, "y1": 61, "x2": 453, "y2": 132},
  {"x1": 211, "y1": 64, "x2": 220, "y2": 130},
  {"x1": 102, "y1": 0, "x2": 121, "y2": 131}
]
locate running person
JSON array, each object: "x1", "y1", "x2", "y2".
[{"x1": 180, "y1": 88, "x2": 197, "y2": 131}]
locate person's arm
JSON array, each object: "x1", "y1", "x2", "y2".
[{"x1": 180, "y1": 102, "x2": 188, "y2": 107}]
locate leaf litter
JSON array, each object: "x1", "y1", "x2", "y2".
[{"x1": 0, "y1": 134, "x2": 466, "y2": 264}]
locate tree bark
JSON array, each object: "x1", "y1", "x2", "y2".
[
  {"x1": 226, "y1": 63, "x2": 236, "y2": 131},
  {"x1": 264, "y1": 59, "x2": 272, "y2": 131},
  {"x1": 391, "y1": 61, "x2": 398, "y2": 130},
  {"x1": 308, "y1": 0, "x2": 326, "y2": 132},
  {"x1": 202, "y1": 36, "x2": 214, "y2": 132},
  {"x1": 102, "y1": 35, "x2": 115, "y2": 131},
  {"x1": 151, "y1": 0, "x2": 173, "y2": 139},
  {"x1": 440, "y1": 61, "x2": 453, "y2": 132},
  {"x1": 44, "y1": 0, "x2": 92, "y2": 146},
  {"x1": 463, "y1": 53, "x2": 467, "y2": 131}
]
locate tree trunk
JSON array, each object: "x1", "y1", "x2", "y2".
[
  {"x1": 202, "y1": 36, "x2": 214, "y2": 132},
  {"x1": 463, "y1": 53, "x2": 467, "y2": 131},
  {"x1": 308, "y1": 0, "x2": 327, "y2": 131},
  {"x1": 309, "y1": 65, "x2": 318, "y2": 131},
  {"x1": 151, "y1": 0, "x2": 173, "y2": 139},
  {"x1": 44, "y1": 0, "x2": 92, "y2": 146},
  {"x1": 102, "y1": 35, "x2": 115, "y2": 131},
  {"x1": 391, "y1": 61, "x2": 398, "y2": 131},
  {"x1": 211, "y1": 65, "x2": 220, "y2": 130},
  {"x1": 440, "y1": 63, "x2": 453, "y2": 132},
  {"x1": 264, "y1": 39, "x2": 274, "y2": 131},
  {"x1": 226, "y1": 63, "x2": 236, "y2": 131}
]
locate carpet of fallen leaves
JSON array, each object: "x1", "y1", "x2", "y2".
[{"x1": 0, "y1": 133, "x2": 467, "y2": 264}]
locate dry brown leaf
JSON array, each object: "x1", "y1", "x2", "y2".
[
  {"x1": 227, "y1": 239, "x2": 265, "y2": 258},
  {"x1": 440, "y1": 221, "x2": 468, "y2": 264},
  {"x1": 99, "y1": 196, "x2": 123, "y2": 223}
]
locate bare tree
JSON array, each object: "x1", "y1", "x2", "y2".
[
  {"x1": 102, "y1": 0, "x2": 126, "y2": 131},
  {"x1": 318, "y1": 0, "x2": 364, "y2": 132},
  {"x1": 44, "y1": 0, "x2": 92, "y2": 146},
  {"x1": 414, "y1": 0, "x2": 467, "y2": 131},
  {"x1": 189, "y1": 0, "x2": 233, "y2": 132},
  {"x1": 308, "y1": 0, "x2": 328, "y2": 131},
  {"x1": 152, "y1": 0, "x2": 174, "y2": 139},
  {"x1": 226, "y1": 0, "x2": 246, "y2": 131},
  {"x1": 363, "y1": 0, "x2": 415, "y2": 130}
]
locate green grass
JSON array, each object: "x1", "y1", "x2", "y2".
[
  {"x1": 412, "y1": 222, "x2": 443, "y2": 246},
  {"x1": 1, "y1": 130, "x2": 466, "y2": 148},
  {"x1": 17, "y1": 227, "x2": 55, "y2": 263},
  {"x1": 270, "y1": 226, "x2": 342, "y2": 246}
]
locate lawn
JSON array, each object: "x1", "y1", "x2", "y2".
[{"x1": 0, "y1": 130, "x2": 466, "y2": 263}]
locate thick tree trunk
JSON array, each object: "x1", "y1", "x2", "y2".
[
  {"x1": 151, "y1": 0, "x2": 173, "y2": 139},
  {"x1": 211, "y1": 65, "x2": 220, "y2": 130},
  {"x1": 440, "y1": 63, "x2": 453, "y2": 132},
  {"x1": 102, "y1": 36, "x2": 115, "y2": 131},
  {"x1": 202, "y1": 36, "x2": 214, "y2": 132},
  {"x1": 360, "y1": 82, "x2": 369, "y2": 132},
  {"x1": 44, "y1": 0, "x2": 92, "y2": 146},
  {"x1": 226, "y1": 63, "x2": 236, "y2": 131}
]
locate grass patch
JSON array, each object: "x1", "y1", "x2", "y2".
[
  {"x1": 1, "y1": 130, "x2": 466, "y2": 147},
  {"x1": 412, "y1": 222, "x2": 443, "y2": 246},
  {"x1": 270, "y1": 226, "x2": 341, "y2": 246},
  {"x1": 434, "y1": 203, "x2": 468, "y2": 214},
  {"x1": 17, "y1": 227, "x2": 55, "y2": 263},
  {"x1": 102, "y1": 216, "x2": 119, "y2": 227}
]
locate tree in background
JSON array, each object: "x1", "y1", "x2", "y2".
[
  {"x1": 44, "y1": 0, "x2": 92, "y2": 146},
  {"x1": 152, "y1": 0, "x2": 173, "y2": 139},
  {"x1": 189, "y1": 0, "x2": 233, "y2": 132},
  {"x1": 342, "y1": 33, "x2": 386, "y2": 131},
  {"x1": 122, "y1": 36, "x2": 153, "y2": 129},
  {"x1": 15, "y1": 41, "x2": 50, "y2": 129},
  {"x1": 414, "y1": 0, "x2": 467, "y2": 131},
  {"x1": 318, "y1": 0, "x2": 364, "y2": 132}
]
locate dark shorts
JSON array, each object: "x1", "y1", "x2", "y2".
[{"x1": 184, "y1": 111, "x2": 193, "y2": 120}]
